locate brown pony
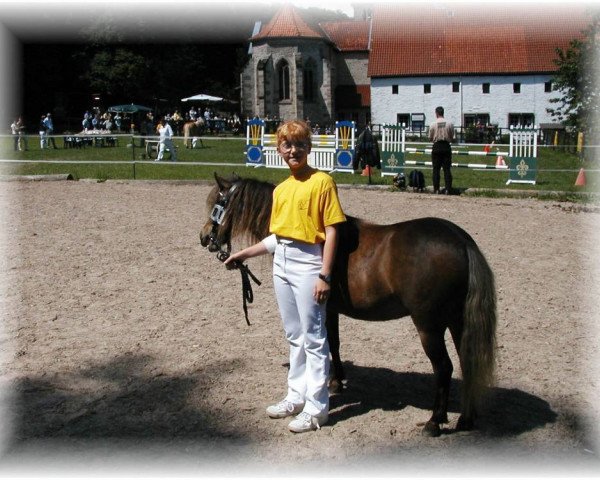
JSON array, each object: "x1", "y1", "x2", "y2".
[
  {"x1": 183, "y1": 118, "x2": 206, "y2": 148},
  {"x1": 199, "y1": 174, "x2": 497, "y2": 437}
]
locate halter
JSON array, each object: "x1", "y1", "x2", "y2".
[
  {"x1": 208, "y1": 181, "x2": 239, "y2": 256},
  {"x1": 208, "y1": 181, "x2": 261, "y2": 326}
]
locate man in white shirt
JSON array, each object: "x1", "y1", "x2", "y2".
[{"x1": 156, "y1": 119, "x2": 177, "y2": 162}]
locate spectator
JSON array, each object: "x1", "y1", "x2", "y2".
[
  {"x1": 43, "y1": 113, "x2": 58, "y2": 149},
  {"x1": 82, "y1": 111, "x2": 92, "y2": 131},
  {"x1": 104, "y1": 114, "x2": 113, "y2": 132},
  {"x1": 39, "y1": 114, "x2": 47, "y2": 149},
  {"x1": 11, "y1": 116, "x2": 28, "y2": 151},
  {"x1": 155, "y1": 119, "x2": 177, "y2": 162},
  {"x1": 114, "y1": 113, "x2": 122, "y2": 132},
  {"x1": 172, "y1": 110, "x2": 183, "y2": 136}
]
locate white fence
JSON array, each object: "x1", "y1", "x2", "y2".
[
  {"x1": 380, "y1": 125, "x2": 539, "y2": 184},
  {"x1": 245, "y1": 120, "x2": 356, "y2": 172}
]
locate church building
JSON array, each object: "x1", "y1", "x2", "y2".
[{"x1": 240, "y1": 3, "x2": 371, "y2": 127}]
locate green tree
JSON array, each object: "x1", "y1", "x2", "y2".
[
  {"x1": 86, "y1": 48, "x2": 149, "y2": 100},
  {"x1": 548, "y1": 14, "x2": 599, "y2": 135}
]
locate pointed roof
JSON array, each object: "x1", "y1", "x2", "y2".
[{"x1": 251, "y1": 3, "x2": 325, "y2": 41}]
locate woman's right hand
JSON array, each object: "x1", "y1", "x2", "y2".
[
  {"x1": 223, "y1": 251, "x2": 243, "y2": 269},
  {"x1": 222, "y1": 242, "x2": 268, "y2": 269}
]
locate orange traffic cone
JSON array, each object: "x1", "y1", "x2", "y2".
[
  {"x1": 361, "y1": 165, "x2": 372, "y2": 176},
  {"x1": 496, "y1": 155, "x2": 506, "y2": 167},
  {"x1": 575, "y1": 168, "x2": 586, "y2": 186}
]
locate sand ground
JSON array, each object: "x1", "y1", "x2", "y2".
[{"x1": 0, "y1": 179, "x2": 599, "y2": 478}]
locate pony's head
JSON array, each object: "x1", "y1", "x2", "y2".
[
  {"x1": 199, "y1": 173, "x2": 275, "y2": 254},
  {"x1": 200, "y1": 173, "x2": 240, "y2": 253}
]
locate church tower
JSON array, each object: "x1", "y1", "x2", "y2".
[{"x1": 240, "y1": 4, "x2": 336, "y2": 125}]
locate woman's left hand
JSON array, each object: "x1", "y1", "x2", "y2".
[{"x1": 314, "y1": 278, "x2": 331, "y2": 304}]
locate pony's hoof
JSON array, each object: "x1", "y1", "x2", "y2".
[
  {"x1": 421, "y1": 421, "x2": 441, "y2": 437},
  {"x1": 456, "y1": 415, "x2": 474, "y2": 432},
  {"x1": 328, "y1": 378, "x2": 344, "y2": 394}
]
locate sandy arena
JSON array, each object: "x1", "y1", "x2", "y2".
[{"x1": 0, "y1": 179, "x2": 599, "y2": 477}]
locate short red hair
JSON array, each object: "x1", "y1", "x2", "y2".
[{"x1": 276, "y1": 120, "x2": 312, "y2": 147}]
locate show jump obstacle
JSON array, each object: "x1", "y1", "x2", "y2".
[
  {"x1": 246, "y1": 119, "x2": 538, "y2": 185},
  {"x1": 379, "y1": 125, "x2": 539, "y2": 185},
  {"x1": 245, "y1": 118, "x2": 355, "y2": 172}
]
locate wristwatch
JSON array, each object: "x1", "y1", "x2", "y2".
[{"x1": 318, "y1": 273, "x2": 331, "y2": 284}]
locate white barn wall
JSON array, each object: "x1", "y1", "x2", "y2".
[{"x1": 371, "y1": 74, "x2": 557, "y2": 128}]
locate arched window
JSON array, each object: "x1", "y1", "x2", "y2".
[
  {"x1": 303, "y1": 59, "x2": 316, "y2": 102},
  {"x1": 278, "y1": 60, "x2": 290, "y2": 101}
]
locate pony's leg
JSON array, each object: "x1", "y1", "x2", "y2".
[
  {"x1": 326, "y1": 310, "x2": 345, "y2": 393},
  {"x1": 448, "y1": 322, "x2": 476, "y2": 432},
  {"x1": 417, "y1": 327, "x2": 453, "y2": 437}
]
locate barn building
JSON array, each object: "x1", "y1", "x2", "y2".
[{"x1": 240, "y1": 2, "x2": 591, "y2": 131}]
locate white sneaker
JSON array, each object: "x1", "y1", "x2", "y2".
[
  {"x1": 266, "y1": 400, "x2": 304, "y2": 419},
  {"x1": 288, "y1": 411, "x2": 328, "y2": 433}
]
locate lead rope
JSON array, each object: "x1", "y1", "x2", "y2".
[{"x1": 217, "y1": 250, "x2": 261, "y2": 326}]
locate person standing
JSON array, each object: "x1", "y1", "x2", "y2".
[
  {"x1": 39, "y1": 114, "x2": 48, "y2": 149},
  {"x1": 155, "y1": 119, "x2": 177, "y2": 162},
  {"x1": 11, "y1": 116, "x2": 28, "y2": 151},
  {"x1": 224, "y1": 119, "x2": 346, "y2": 433},
  {"x1": 428, "y1": 106, "x2": 455, "y2": 194},
  {"x1": 43, "y1": 113, "x2": 58, "y2": 149},
  {"x1": 113, "y1": 113, "x2": 122, "y2": 132},
  {"x1": 82, "y1": 111, "x2": 92, "y2": 131}
]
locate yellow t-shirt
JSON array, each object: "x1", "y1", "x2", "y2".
[{"x1": 270, "y1": 170, "x2": 346, "y2": 244}]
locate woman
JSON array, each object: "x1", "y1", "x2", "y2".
[{"x1": 224, "y1": 119, "x2": 346, "y2": 433}]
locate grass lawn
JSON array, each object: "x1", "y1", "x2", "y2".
[{"x1": 1, "y1": 134, "x2": 597, "y2": 199}]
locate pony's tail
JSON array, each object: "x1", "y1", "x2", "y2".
[{"x1": 460, "y1": 243, "x2": 497, "y2": 423}]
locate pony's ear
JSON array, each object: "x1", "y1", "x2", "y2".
[{"x1": 214, "y1": 172, "x2": 230, "y2": 191}]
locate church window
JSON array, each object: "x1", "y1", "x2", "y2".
[
  {"x1": 303, "y1": 59, "x2": 316, "y2": 102},
  {"x1": 278, "y1": 60, "x2": 290, "y2": 101}
]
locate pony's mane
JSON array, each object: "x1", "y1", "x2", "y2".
[
  {"x1": 227, "y1": 177, "x2": 275, "y2": 245},
  {"x1": 212, "y1": 174, "x2": 366, "y2": 247}
]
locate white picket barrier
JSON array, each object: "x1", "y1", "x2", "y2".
[
  {"x1": 380, "y1": 124, "x2": 538, "y2": 183},
  {"x1": 246, "y1": 120, "x2": 356, "y2": 172}
]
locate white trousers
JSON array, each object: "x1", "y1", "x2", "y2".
[
  {"x1": 157, "y1": 139, "x2": 177, "y2": 161},
  {"x1": 272, "y1": 239, "x2": 330, "y2": 417}
]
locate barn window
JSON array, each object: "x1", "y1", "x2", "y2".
[
  {"x1": 396, "y1": 113, "x2": 409, "y2": 126},
  {"x1": 508, "y1": 113, "x2": 534, "y2": 127}
]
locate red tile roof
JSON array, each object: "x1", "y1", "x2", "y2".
[
  {"x1": 320, "y1": 20, "x2": 370, "y2": 51},
  {"x1": 251, "y1": 3, "x2": 325, "y2": 41},
  {"x1": 368, "y1": 3, "x2": 590, "y2": 78}
]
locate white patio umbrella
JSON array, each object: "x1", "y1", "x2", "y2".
[{"x1": 181, "y1": 94, "x2": 224, "y2": 102}]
